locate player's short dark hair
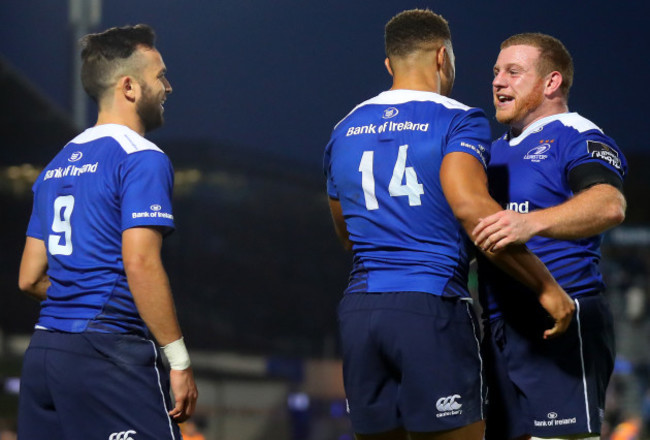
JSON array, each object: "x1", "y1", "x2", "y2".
[
  {"x1": 501, "y1": 33, "x2": 574, "y2": 97},
  {"x1": 385, "y1": 9, "x2": 451, "y2": 58},
  {"x1": 80, "y1": 24, "x2": 156, "y2": 102}
]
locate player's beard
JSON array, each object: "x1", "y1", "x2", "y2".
[
  {"x1": 495, "y1": 79, "x2": 545, "y2": 127},
  {"x1": 137, "y1": 83, "x2": 164, "y2": 133}
]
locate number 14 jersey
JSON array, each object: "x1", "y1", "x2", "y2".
[{"x1": 324, "y1": 90, "x2": 491, "y2": 297}]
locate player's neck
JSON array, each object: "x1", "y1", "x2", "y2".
[
  {"x1": 390, "y1": 74, "x2": 444, "y2": 95},
  {"x1": 510, "y1": 101, "x2": 569, "y2": 137},
  {"x1": 389, "y1": 57, "x2": 448, "y2": 95},
  {"x1": 95, "y1": 110, "x2": 145, "y2": 136}
]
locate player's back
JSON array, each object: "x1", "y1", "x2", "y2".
[
  {"x1": 324, "y1": 90, "x2": 491, "y2": 297},
  {"x1": 28, "y1": 124, "x2": 175, "y2": 334}
]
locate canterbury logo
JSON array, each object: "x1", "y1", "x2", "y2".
[
  {"x1": 436, "y1": 394, "x2": 462, "y2": 412},
  {"x1": 109, "y1": 430, "x2": 137, "y2": 440}
]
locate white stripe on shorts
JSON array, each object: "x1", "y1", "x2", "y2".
[
  {"x1": 574, "y1": 298, "x2": 592, "y2": 433},
  {"x1": 148, "y1": 339, "x2": 178, "y2": 440}
]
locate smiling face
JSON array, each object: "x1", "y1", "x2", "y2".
[
  {"x1": 134, "y1": 47, "x2": 172, "y2": 133},
  {"x1": 492, "y1": 44, "x2": 547, "y2": 134}
]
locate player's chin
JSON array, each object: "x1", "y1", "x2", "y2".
[{"x1": 494, "y1": 110, "x2": 514, "y2": 125}]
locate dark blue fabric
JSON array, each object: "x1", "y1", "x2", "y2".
[
  {"x1": 18, "y1": 330, "x2": 181, "y2": 440},
  {"x1": 338, "y1": 292, "x2": 485, "y2": 434},
  {"x1": 483, "y1": 294, "x2": 615, "y2": 439}
]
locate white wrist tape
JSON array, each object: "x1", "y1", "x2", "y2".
[{"x1": 162, "y1": 337, "x2": 191, "y2": 370}]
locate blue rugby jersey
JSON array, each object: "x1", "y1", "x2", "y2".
[
  {"x1": 26, "y1": 124, "x2": 175, "y2": 334},
  {"x1": 324, "y1": 89, "x2": 491, "y2": 297},
  {"x1": 478, "y1": 112, "x2": 627, "y2": 319}
]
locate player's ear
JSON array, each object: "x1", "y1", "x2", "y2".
[
  {"x1": 545, "y1": 71, "x2": 563, "y2": 97},
  {"x1": 384, "y1": 58, "x2": 394, "y2": 77},
  {"x1": 436, "y1": 46, "x2": 446, "y2": 71},
  {"x1": 121, "y1": 76, "x2": 138, "y2": 103}
]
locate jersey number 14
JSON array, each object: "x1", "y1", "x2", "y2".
[{"x1": 358, "y1": 144, "x2": 424, "y2": 210}]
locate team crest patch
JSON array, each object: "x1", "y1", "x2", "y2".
[
  {"x1": 523, "y1": 143, "x2": 551, "y2": 162},
  {"x1": 382, "y1": 107, "x2": 399, "y2": 119},
  {"x1": 587, "y1": 140, "x2": 621, "y2": 170},
  {"x1": 68, "y1": 151, "x2": 83, "y2": 162}
]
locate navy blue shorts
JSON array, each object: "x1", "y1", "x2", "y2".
[
  {"x1": 18, "y1": 330, "x2": 181, "y2": 440},
  {"x1": 483, "y1": 294, "x2": 615, "y2": 439},
  {"x1": 338, "y1": 292, "x2": 485, "y2": 434}
]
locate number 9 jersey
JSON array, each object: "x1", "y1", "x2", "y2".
[
  {"x1": 26, "y1": 124, "x2": 175, "y2": 335},
  {"x1": 324, "y1": 90, "x2": 491, "y2": 298}
]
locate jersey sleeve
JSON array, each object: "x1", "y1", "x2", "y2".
[
  {"x1": 323, "y1": 138, "x2": 339, "y2": 200},
  {"x1": 119, "y1": 150, "x2": 176, "y2": 234},
  {"x1": 445, "y1": 108, "x2": 491, "y2": 169},
  {"x1": 563, "y1": 131, "x2": 627, "y2": 185},
  {"x1": 26, "y1": 184, "x2": 44, "y2": 240}
]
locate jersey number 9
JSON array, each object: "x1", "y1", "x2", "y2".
[{"x1": 49, "y1": 195, "x2": 75, "y2": 256}]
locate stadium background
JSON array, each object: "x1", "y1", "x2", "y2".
[{"x1": 1, "y1": 1, "x2": 649, "y2": 438}]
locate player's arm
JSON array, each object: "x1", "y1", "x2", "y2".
[
  {"x1": 328, "y1": 197, "x2": 353, "y2": 251},
  {"x1": 441, "y1": 152, "x2": 575, "y2": 338},
  {"x1": 18, "y1": 237, "x2": 50, "y2": 301},
  {"x1": 122, "y1": 226, "x2": 198, "y2": 422},
  {"x1": 473, "y1": 182, "x2": 625, "y2": 252}
]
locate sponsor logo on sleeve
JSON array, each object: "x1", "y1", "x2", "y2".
[
  {"x1": 132, "y1": 204, "x2": 173, "y2": 220},
  {"x1": 587, "y1": 140, "x2": 621, "y2": 170},
  {"x1": 460, "y1": 142, "x2": 487, "y2": 167}
]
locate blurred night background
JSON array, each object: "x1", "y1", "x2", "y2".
[{"x1": 1, "y1": 1, "x2": 649, "y2": 439}]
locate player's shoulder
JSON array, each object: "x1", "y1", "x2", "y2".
[
  {"x1": 361, "y1": 89, "x2": 474, "y2": 111},
  {"x1": 551, "y1": 112, "x2": 603, "y2": 135},
  {"x1": 69, "y1": 124, "x2": 165, "y2": 155},
  {"x1": 505, "y1": 112, "x2": 607, "y2": 147},
  {"x1": 533, "y1": 112, "x2": 604, "y2": 140}
]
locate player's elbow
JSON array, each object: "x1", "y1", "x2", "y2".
[
  {"x1": 606, "y1": 200, "x2": 626, "y2": 227},
  {"x1": 603, "y1": 192, "x2": 626, "y2": 227},
  {"x1": 123, "y1": 252, "x2": 157, "y2": 278},
  {"x1": 613, "y1": 204, "x2": 626, "y2": 225},
  {"x1": 18, "y1": 274, "x2": 44, "y2": 297},
  {"x1": 18, "y1": 276, "x2": 35, "y2": 294}
]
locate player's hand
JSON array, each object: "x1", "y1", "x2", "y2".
[
  {"x1": 538, "y1": 286, "x2": 575, "y2": 339},
  {"x1": 168, "y1": 367, "x2": 198, "y2": 423},
  {"x1": 473, "y1": 210, "x2": 535, "y2": 252}
]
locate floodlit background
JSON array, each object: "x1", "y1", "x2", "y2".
[{"x1": 1, "y1": 1, "x2": 649, "y2": 439}]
